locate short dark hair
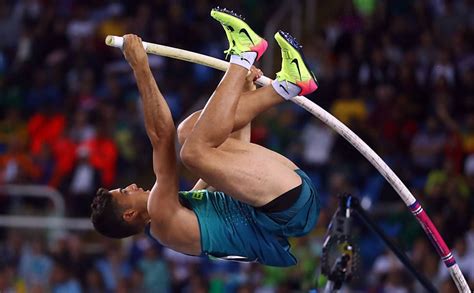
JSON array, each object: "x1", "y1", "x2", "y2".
[{"x1": 90, "y1": 188, "x2": 141, "y2": 238}]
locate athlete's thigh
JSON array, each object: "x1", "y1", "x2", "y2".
[{"x1": 193, "y1": 138, "x2": 302, "y2": 206}]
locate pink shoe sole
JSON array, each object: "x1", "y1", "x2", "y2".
[
  {"x1": 250, "y1": 39, "x2": 268, "y2": 61},
  {"x1": 297, "y1": 79, "x2": 319, "y2": 96}
]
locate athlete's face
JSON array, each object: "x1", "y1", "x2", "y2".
[
  {"x1": 109, "y1": 183, "x2": 150, "y2": 223},
  {"x1": 110, "y1": 183, "x2": 145, "y2": 203}
]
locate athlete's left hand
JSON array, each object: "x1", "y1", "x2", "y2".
[
  {"x1": 122, "y1": 34, "x2": 148, "y2": 70},
  {"x1": 244, "y1": 66, "x2": 263, "y2": 91}
]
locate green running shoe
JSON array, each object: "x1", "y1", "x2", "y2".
[
  {"x1": 274, "y1": 30, "x2": 318, "y2": 95},
  {"x1": 211, "y1": 7, "x2": 268, "y2": 60}
]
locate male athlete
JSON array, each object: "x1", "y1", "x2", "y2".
[{"x1": 91, "y1": 8, "x2": 319, "y2": 266}]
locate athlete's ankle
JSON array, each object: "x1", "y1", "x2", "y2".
[
  {"x1": 271, "y1": 79, "x2": 301, "y2": 100},
  {"x1": 229, "y1": 52, "x2": 257, "y2": 70}
]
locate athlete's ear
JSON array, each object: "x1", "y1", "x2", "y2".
[{"x1": 123, "y1": 209, "x2": 138, "y2": 222}]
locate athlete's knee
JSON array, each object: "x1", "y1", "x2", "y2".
[
  {"x1": 180, "y1": 138, "x2": 205, "y2": 169},
  {"x1": 177, "y1": 111, "x2": 201, "y2": 145},
  {"x1": 177, "y1": 121, "x2": 191, "y2": 145}
]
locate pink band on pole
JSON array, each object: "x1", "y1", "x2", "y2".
[{"x1": 409, "y1": 201, "x2": 455, "y2": 267}]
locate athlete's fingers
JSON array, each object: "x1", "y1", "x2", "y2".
[
  {"x1": 253, "y1": 73, "x2": 259, "y2": 82},
  {"x1": 246, "y1": 66, "x2": 262, "y2": 82},
  {"x1": 246, "y1": 68, "x2": 258, "y2": 82},
  {"x1": 122, "y1": 34, "x2": 148, "y2": 69},
  {"x1": 252, "y1": 68, "x2": 263, "y2": 82}
]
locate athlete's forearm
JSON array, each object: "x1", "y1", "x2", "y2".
[
  {"x1": 133, "y1": 65, "x2": 175, "y2": 146},
  {"x1": 122, "y1": 34, "x2": 175, "y2": 146}
]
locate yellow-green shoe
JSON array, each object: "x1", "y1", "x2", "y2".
[
  {"x1": 274, "y1": 30, "x2": 318, "y2": 95},
  {"x1": 210, "y1": 7, "x2": 268, "y2": 60}
]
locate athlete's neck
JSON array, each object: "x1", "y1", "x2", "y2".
[{"x1": 141, "y1": 191, "x2": 152, "y2": 221}]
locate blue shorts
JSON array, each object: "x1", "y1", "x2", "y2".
[{"x1": 253, "y1": 169, "x2": 320, "y2": 237}]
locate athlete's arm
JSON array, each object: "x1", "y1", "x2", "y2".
[
  {"x1": 124, "y1": 35, "x2": 200, "y2": 255},
  {"x1": 123, "y1": 34, "x2": 178, "y2": 203}
]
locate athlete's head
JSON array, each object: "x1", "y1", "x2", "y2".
[{"x1": 91, "y1": 184, "x2": 150, "y2": 238}]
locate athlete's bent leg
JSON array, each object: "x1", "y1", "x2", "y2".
[
  {"x1": 183, "y1": 64, "x2": 248, "y2": 148},
  {"x1": 177, "y1": 85, "x2": 282, "y2": 145},
  {"x1": 181, "y1": 9, "x2": 306, "y2": 206},
  {"x1": 182, "y1": 9, "x2": 267, "y2": 151}
]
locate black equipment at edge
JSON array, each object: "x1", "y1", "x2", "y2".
[{"x1": 319, "y1": 194, "x2": 437, "y2": 293}]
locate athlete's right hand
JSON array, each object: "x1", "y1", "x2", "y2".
[
  {"x1": 244, "y1": 66, "x2": 263, "y2": 91},
  {"x1": 122, "y1": 34, "x2": 149, "y2": 70},
  {"x1": 247, "y1": 66, "x2": 263, "y2": 82}
]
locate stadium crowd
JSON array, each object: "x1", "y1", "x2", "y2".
[{"x1": 0, "y1": 0, "x2": 473, "y2": 291}]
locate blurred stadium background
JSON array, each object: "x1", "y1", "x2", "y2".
[{"x1": 0, "y1": 0, "x2": 473, "y2": 292}]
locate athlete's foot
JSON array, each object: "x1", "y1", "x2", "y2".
[
  {"x1": 272, "y1": 31, "x2": 318, "y2": 99},
  {"x1": 211, "y1": 7, "x2": 268, "y2": 69}
]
